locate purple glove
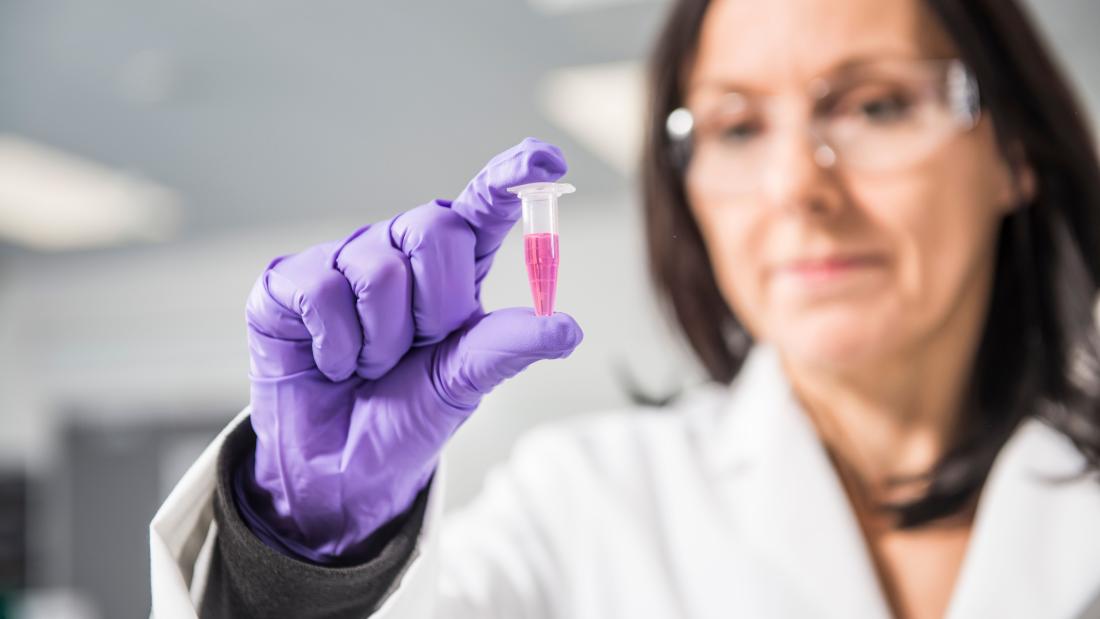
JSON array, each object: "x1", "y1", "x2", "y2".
[{"x1": 234, "y1": 138, "x2": 583, "y2": 564}]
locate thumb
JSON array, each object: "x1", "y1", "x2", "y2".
[{"x1": 434, "y1": 307, "x2": 583, "y2": 409}]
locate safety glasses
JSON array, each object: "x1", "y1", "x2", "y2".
[{"x1": 666, "y1": 58, "x2": 981, "y2": 197}]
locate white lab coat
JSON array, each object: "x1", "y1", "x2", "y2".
[{"x1": 150, "y1": 344, "x2": 1100, "y2": 618}]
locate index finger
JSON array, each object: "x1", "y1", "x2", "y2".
[{"x1": 449, "y1": 137, "x2": 567, "y2": 261}]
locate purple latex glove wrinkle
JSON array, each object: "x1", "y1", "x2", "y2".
[{"x1": 237, "y1": 139, "x2": 583, "y2": 564}]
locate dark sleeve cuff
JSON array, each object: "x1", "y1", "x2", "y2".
[{"x1": 198, "y1": 416, "x2": 432, "y2": 619}]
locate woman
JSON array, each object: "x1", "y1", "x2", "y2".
[{"x1": 151, "y1": 0, "x2": 1100, "y2": 617}]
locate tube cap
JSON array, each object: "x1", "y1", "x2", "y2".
[{"x1": 506, "y1": 182, "x2": 576, "y2": 198}]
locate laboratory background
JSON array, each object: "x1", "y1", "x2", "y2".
[{"x1": 0, "y1": 1, "x2": 1098, "y2": 617}]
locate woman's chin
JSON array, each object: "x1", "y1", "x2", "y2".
[{"x1": 770, "y1": 309, "x2": 903, "y2": 372}]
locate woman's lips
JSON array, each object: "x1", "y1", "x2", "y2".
[{"x1": 774, "y1": 254, "x2": 886, "y2": 286}]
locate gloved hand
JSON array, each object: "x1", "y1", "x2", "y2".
[{"x1": 234, "y1": 138, "x2": 584, "y2": 564}]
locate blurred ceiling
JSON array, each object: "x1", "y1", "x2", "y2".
[
  {"x1": 0, "y1": 0, "x2": 668, "y2": 254},
  {"x1": 0, "y1": 0, "x2": 1097, "y2": 256}
]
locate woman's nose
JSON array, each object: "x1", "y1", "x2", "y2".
[{"x1": 759, "y1": 129, "x2": 845, "y2": 216}]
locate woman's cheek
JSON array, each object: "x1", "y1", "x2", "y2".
[
  {"x1": 853, "y1": 186, "x2": 928, "y2": 308},
  {"x1": 852, "y1": 170, "x2": 995, "y2": 341},
  {"x1": 701, "y1": 206, "x2": 771, "y2": 338}
]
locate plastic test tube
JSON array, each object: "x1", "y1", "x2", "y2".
[{"x1": 506, "y1": 181, "x2": 576, "y2": 317}]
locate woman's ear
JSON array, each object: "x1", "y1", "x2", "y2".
[{"x1": 996, "y1": 142, "x2": 1037, "y2": 212}]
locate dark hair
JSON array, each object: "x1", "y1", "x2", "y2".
[{"x1": 642, "y1": 0, "x2": 1100, "y2": 527}]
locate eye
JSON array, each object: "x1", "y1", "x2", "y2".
[
  {"x1": 830, "y1": 86, "x2": 916, "y2": 124},
  {"x1": 859, "y1": 94, "x2": 911, "y2": 122},
  {"x1": 717, "y1": 120, "x2": 763, "y2": 144}
]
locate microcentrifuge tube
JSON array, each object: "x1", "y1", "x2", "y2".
[{"x1": 506, "y1": 181, "x2": 575, "y2": 317}]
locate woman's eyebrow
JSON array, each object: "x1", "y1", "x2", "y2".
[
  {"x1": 684, "y1": 79, "x2": 763, "y2": 103},
  {"x1": 686, "y1": 51, "x2": 930, "y2": 99},
  {"x1": 819, "y1": 52, "x2": 932, "y2": 79}
]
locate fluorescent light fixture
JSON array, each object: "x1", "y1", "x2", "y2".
[
  {"x1": 539, "y1": 60, "x2": 646, "y2": 176},
  {"x1": 0, "y1": 135, "x2": 181, "y2": 250},
  {"x1": 528, "y1": 0, "x2": 652, "y2": 15}
]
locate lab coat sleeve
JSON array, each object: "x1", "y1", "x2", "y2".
[
  {"x1": 151, "y1": 410, "x2": 593, "y2": 619},
  {"x1": 150, "y1": 409, "x2": 441, "y2": 619},
  {"x1": 197, "y1": 413, "x2": 436, "y2": 618}
]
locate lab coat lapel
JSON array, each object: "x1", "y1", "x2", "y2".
[
  {"x1": 708, "y1": 345, "x2": 1100, "y2": 618},
  {"x1": 944, "y1": 418, "x2": 1100, "y2": 619},
  {"x1": 709, "y1": 345, "x2": 894, "y2": 619}
]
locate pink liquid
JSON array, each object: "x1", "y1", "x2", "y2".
[{"x1": 524, "y1": 232, "x2": 559, "y2": 316}]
